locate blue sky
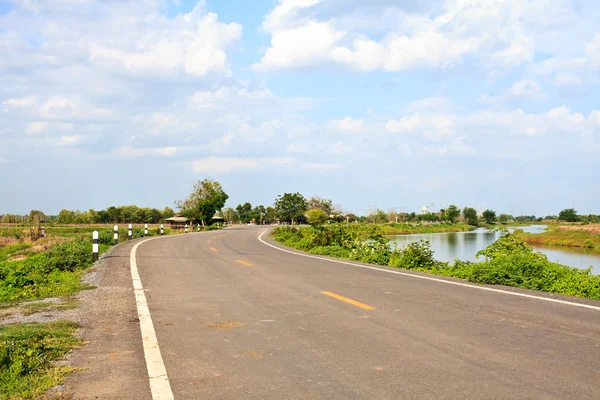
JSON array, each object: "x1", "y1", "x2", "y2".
[{"x1": 1, "y1": 0, "x2": 599, "y2": 217}]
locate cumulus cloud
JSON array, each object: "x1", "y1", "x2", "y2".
[{"x1": 254, "y1": 0, "x2": 543, "y2": 72}]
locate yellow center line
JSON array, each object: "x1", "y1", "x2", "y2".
[
  {"x1": 236, "y1": 260, "x2": 254, "y2": 267},
  {"x1": 321, "y1": 291, "x2": 376, "y2": 310},
  {"x1": 211, "y1": 247, "x2": 218, "y2": 252}
]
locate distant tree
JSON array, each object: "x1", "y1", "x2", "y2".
[
  {"x1": 264, "y1": 206, "x2": 278, "y2": 224},
  {"x1": 307, "y1": 196, "x2": 334, "y2": 215},
  {"x1": 222, "y1": 207, "x2": 236, "y2": 224},
  {"x1": 498, "y1": 214, "x2": 513, "y2": 224},
  {"x1": 253, "y1": 205, "x2": 267, "y2": 224},
  {"x1": 346, "y1": 213, "x2": 357, "y2": 223},
  {"x1": 482, "y1": 209, "x2": 497, "y2": 224},
  {"x1": 56, "y1": 209, "x2": 75, "y2": 224},
  {"x1": 162, "y1": 207, "x2": 175, "y2": 220},
  {"x1": 28, "y1": 210, "x2": 46, "y2": 225},
  {"x1": 463, "y1": 207, "x2": 478, "y2": 225},
  {"x1": 445, "y1": 205, "x2": 460, "y2": 223},
  {"x1": 236, "y1": 202, "x2": 253, "y2": 223},
  {"x1": 305, "y1": 208, "x2": 329, "y2": 227},
  {"x1": 274, "y1": 192, "x2": 308, "y2": 224},
  {"x1": 387, "y1": 210, "x2": 398, "y2": 223},
  {"x1": 177, "y1": 179, "x2": 229, "y2": 226},
  {"x1": 558, "y1": 208, "x2": 579, "y2": 222}
]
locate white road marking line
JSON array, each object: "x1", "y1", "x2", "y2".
[
  {"x1": 130, "y1": 237, "x2": 175, "y2": 400},
  {"x1": 258, "y1": 229, "x2": 600, "y2": 312}
]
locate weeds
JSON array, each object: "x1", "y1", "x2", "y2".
[{"x1": 0, "y1": 320, "x2": 82, "y2": 400}]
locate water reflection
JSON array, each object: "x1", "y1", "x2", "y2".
[{"x1": 389, "y1": 225, "x2": 600, "y2": 274}]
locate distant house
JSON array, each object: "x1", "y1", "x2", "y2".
[
  {"x1": 211, "y1": 212, "x2": 224, "y2": 224},
  {"x1": 165, "y1": 216, "x2": 189, "y2": 230}
]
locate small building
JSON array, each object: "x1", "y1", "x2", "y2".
[{"x1": 165, "y1": 216, "x2": 189, "y2": 230}]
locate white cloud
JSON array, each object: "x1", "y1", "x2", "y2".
[
  {"x1": 286, "y1": 143, "x2": 312, "y2": 153},
  {"x1": 302, "y1": 162, "x2": 343, "y2": 171},
  {"x1": 26, "y1": 122, "x2": 46, "y2": 134},
  {"x1": 118, "y1": 146, "x2": 181, "y2": 157},
  {"x1": 386, "y1": 114, "x2": 455, "y2": 139},
  {"x1": 191, "y1": 156, "x2": 296, "y2": 173},
  {"x1": 325, "y1": 116, "x2": 365, "y2": 133},
  {"x1": 57, "y1": 135, "x2": 86, "y2": 146},
  {"x1": 482, "y1": 79, "x2": 546, "y2": 103},
  {"x1": 2, "y1": 96, "x2": 36, "y2": 107},
  {"x1": 327, "y1": 142, "x2": 353, "y2": 154},
  {"x1": 255, "y1": 0, "x2": 540, "y2": 72}
]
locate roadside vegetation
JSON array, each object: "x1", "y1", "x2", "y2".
[
  {"x1": 0, "y1": 320, "x2": 82, "y2": 399},
  {"x1": 272, "y1": 224, "x2": 600, "y2": 300}
]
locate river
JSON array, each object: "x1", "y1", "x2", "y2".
[{"x1": 388, "y1": 225, "x2": 600, "y2": 274}]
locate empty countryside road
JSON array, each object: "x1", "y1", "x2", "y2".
[{"x1": 70, "y1": 225, "x2": 600, "y2": 399}]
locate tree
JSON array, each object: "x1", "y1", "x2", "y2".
[
  {"x1": 274, "y1": 192, "x2": 307, "y2": 224},
  {"x1": 177, "y1": 179, "x2": 229, "y2": 226},
  {"x1": 498, "y1": 214, "x2": 513, "y2": 224},
  {"x1": 236, "y1": 202, "x2": 253, "y2": 223},
  {"x1": 387, "y1": 210, "x2": 398, "y2": 223},
  {"x1": 28, "y1": 210, "x2": 46, "y2": 225},
  {"x1": 253, "y1": 205, "x2": 266, "y2": 224},
  {"x1": 463, "y1": 207, "x2": 478, "y2": 225},
  {"x1": 305, "y1": 208, "x2": 329, "y2": 227},
  {"x1": 222, "y1": 207, "x2": 236, "y2": 224},
  {"x1": 482, "y1": 209, "x2": 496, "y2": 224},
  {"x1": 558, "y1": 208, "x2": 579, "y2": 222},
  {"x1": 161, "y1": 207, "x2": 175, "y2": 221},
  {"x1": 264, "y1": 206, "x2": 277, "y2": 224},
  {"x1": 445, "y1": 205, "x2": 460, "y2": 223},
  {"x1": 307, "y1": 196, "x2": 333, "y2": 215}
]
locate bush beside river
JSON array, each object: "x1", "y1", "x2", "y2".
[{"x1": 272, "y1": 225, "x2": 600, "y2": 301}]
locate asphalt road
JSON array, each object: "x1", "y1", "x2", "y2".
[{"x1": 73, "y1": 225, "x2": 600, "y2": 399}]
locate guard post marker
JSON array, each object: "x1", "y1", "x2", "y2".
[
  {"x1": 144, "y1": 224, "x2": 148, "y2": 236},
  {"x1": 197, "y1": 224, "x2": 200, "y2": 232},
  {"x1": 185, "y1": 224, "x2": 188, "y2": 234},
  {"x1": 92, "y1": 231, "x2": 99, "y2": 262},
  {"x1": 160, "y1": 224, "x2": 164, "y2": 235},
  {"x1": 113, "y1": 225, "x2": 118, "y2": 245},
  {"x1": 128, "y1": 224, "x2": 133, "y2": 240}
]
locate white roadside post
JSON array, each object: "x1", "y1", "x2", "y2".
[
  {"x1": 160, "y1": 224, "x2": 164, "y2": 235},
  {"x1": 144, "y1": 224, "x2": 148, "y2": 236},
  {"x1": 128, "y1": 224, "x2": 132, "y2": 240},
  {"x1": 92, "y1": 231, "x2": 99, "y2": 262},
  {"x1": 185, "y1": 224, "x2": 188, "y2": 234},
  {"x1": 113, "y1": 225, "x2": 118, "y2": 245},
  {"x1": 198, "y1": 224, "x2": 200, "y2": 232}
]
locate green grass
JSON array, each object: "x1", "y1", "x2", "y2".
[
  {"x1": 519, "y1": 227, "x2": 600, "y2": 250},
  {"x1": 378, "y1": 222, "x2": 472, "y2": 235},
  {"x1": 21, "y1": 301, "x2": 80, "y2": 316},
  {"x1": 0, "y1": 243, "x2": 32, "y2": 262},
  {"x1": 0, "y1": 320, "x2": 82, "y2": 400}
]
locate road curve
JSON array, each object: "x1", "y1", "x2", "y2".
[{"x1": 128, "y1": 226, "x2": 600, "y2": 399}]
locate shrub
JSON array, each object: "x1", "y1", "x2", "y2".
[
  {"x1": 389, "y1": 240, "x2": 436, "y2": 270},
  {"x1": 309, "y1": 246, "x2": 351, "y2": 258}
]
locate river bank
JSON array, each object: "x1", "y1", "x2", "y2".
[{"x1": 518, "y1": 224, "x2": 600, "y2": 251}]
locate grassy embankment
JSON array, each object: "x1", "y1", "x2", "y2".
[
  {"x1": 377, "y1": 222, "x2": 472, "y2": 235},
  {"x1": 272, "y1": 224, "x2": 600, "y2": 300},
  {"x1": 0, "y1": 223, "x2": 220, "y2": 399},
  {"x1": 517, "y1": 224, "x2": 600, "y2": 251}
]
